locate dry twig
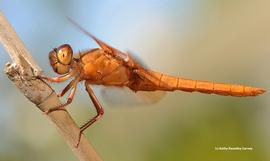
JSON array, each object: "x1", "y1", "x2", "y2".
[{"x1": 0, "y1": 12, "x2": 102, "y2": 161}]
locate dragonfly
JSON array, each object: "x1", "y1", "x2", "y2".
[{"x1": 40, "y1": 19, "x2": 266, "y2": 147}]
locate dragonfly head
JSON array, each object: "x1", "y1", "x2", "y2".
[{"x1": 49, "y1": 44, "x2": 73, "y2": 74}]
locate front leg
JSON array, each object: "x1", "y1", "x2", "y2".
[
  {"x1": 57, "y1": 79, "x2": 75, "y2": 97},
  {"x1": 38, "y1": 71, "x2": 75, "y2": 83},
  {"x1": 45, "y1": 79, "x2": 79, "y2": 114}
]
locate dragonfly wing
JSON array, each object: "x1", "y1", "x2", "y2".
[
  {"x1": 126, "y1": 50, "x2": 148, "y2": 69},
  {"x1": 68, "y1": 17, "x2": 128, "y2": 62},
  {"x1": 100, "y1": 86, "x2": 166, "y2": 107}
]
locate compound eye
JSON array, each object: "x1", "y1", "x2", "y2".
[{"x1": 57, "y1": 44, "x2": 73, "y2": 65}]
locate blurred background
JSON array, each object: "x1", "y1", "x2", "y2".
[{"x1": 0, "y1": 0, "x2": 269, "y2": 161}]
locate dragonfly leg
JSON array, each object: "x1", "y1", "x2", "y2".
[
  {"x1": 38, "y1": 71, "x2": 74, "y2": 83},
  {"x1": 45, "y1": 80, "x2": 78, "y2": 114},
  {"x1": 76, "y1": 81, "x2": 104, "y2": 147},
  {"x1": 57, "y1": 79, "x2": 76, "y2": 97}
]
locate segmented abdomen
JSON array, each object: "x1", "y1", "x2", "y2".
[{"x1": 134, "y1": 69, "x2": 265, "y2": 97}]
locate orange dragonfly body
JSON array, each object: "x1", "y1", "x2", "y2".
[{"x1": 41, "y1": 19, "x2": 265, "y2": 146}]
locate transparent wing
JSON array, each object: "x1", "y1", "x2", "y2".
[
  {"x1": 126, "y1": 50, "x2": 149, "y2": 69},
  {"x1": 101, "y1": 86, "x2": 166, "y2": 107},
  {"x1": 68, "y1": 17, "x2": 150, "y2": 69},
  {"x1": 68, "y1": 17, "x2": 128, "y2": 61}
]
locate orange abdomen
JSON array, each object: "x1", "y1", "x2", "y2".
[
  {"x1": 174, "y1": 78, "x2": 264, "y2": 96},
  {"x1": 135, "y1": 69, "x2": 266, "y2": 97}
]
